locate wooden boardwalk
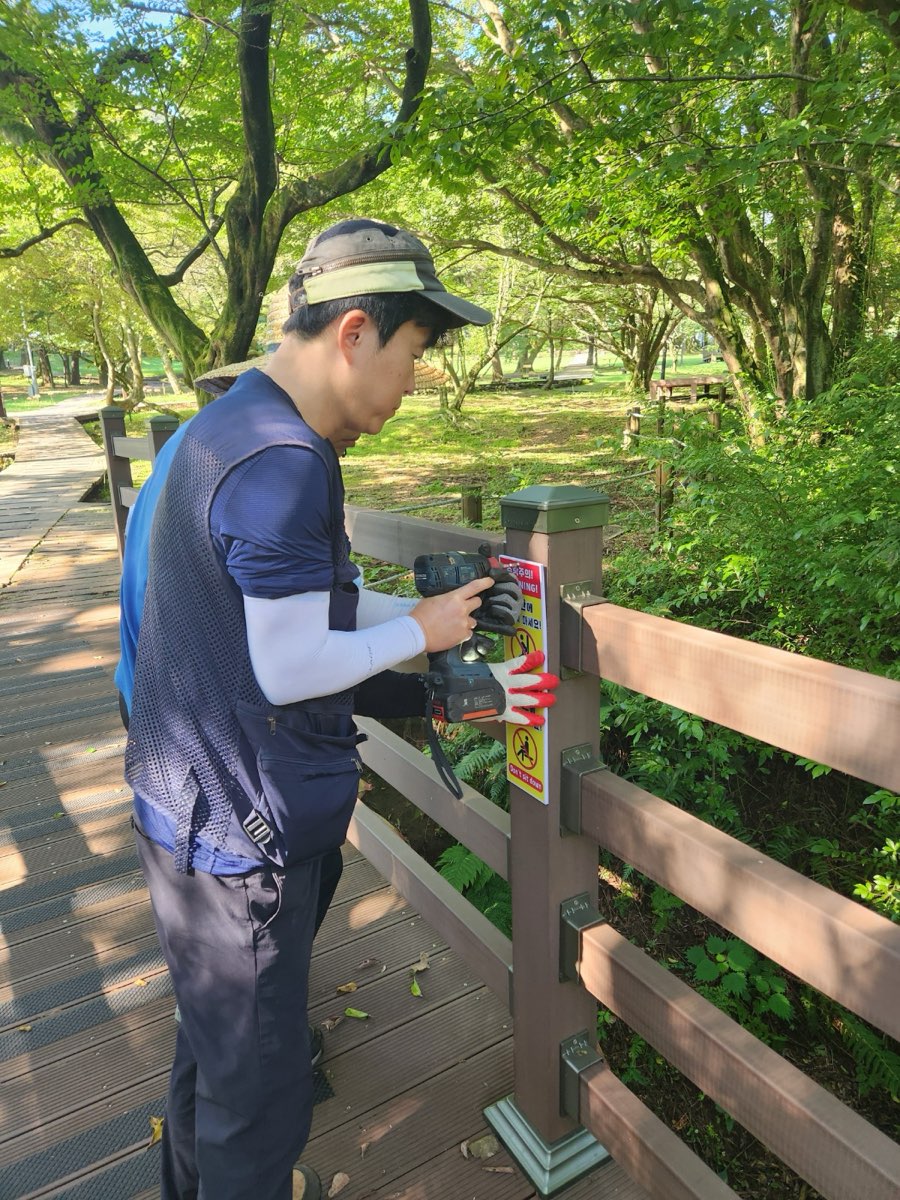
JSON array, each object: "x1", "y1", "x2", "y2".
[{"x1": 0, "y1": 401, "x2": 641, "y2": 1199}]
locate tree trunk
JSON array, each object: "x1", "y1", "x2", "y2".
[
  {"x1": 92, "y1": 304, "x2": 117, "y2": 406},
  {"x1": 123, "y1": 322, "x2": 145, "y2": 405},
  {"x1": 516, "y1": 335, "x2": 545, "y2": 372},
  {"x1": 71, "y1": 352, "x2": 81, "y2": 385},
  {"x1": 490, "y1": 352, "x2": 504, "y2": 380},
  {"x1": 157, "y1": 342, "x2": 182, "y2": 395},
  {"x1": 37, "y1": 345, "x2": 54, "y2": 387}
]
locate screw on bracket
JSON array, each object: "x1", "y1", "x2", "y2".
[
  {"x1": 560, "y1": 744, "x2": 605, "y2": 836},
  {"x1": 560, "y1": 892, "x2": 606, "y2": 983},
  {"x1": 560, "y1": 1030, "x2": 604, "y2": 1119},
  {"x1": 559, "y1": 580, "x2": 606, "y2": 674}
]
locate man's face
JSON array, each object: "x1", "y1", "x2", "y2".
[{"x1": 332, "y1": 318, "x2": 432, "y2": 451}]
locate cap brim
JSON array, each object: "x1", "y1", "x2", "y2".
[
  {"x1": 193, "y1": 355, "x2": 271, "y2": 394},
  {"x1": 421, "y1": 289, "x2": 492, "y2": 327}
]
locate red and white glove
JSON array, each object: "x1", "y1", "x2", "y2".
[{"x1": 484, "y1": 651, "x2": 559, "y2": 726}]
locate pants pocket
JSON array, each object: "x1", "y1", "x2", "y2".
[
  {"x1": 256, "y1": 750, "x2": 361, "y2": 864},
  {"x1": 235, "y1": 702, "x2": 363, "y2": 865}
]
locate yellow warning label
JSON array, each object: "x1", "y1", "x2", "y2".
[{"x1": 500, "y1": 556, "x2": 549, "y2": 805}]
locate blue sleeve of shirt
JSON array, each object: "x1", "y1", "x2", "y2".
[{"x1": 211, "y1": 444, "x2": 336, "y2": 598}]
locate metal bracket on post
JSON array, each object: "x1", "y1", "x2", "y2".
[
  {"x1": 559, "y1": 581, "x2": 606, "y2": 676},
  {"x1": 560, "y1": 893, "x2": 606, "y2": 983},
  {"x1": 560, "y1": 1031, "x2": 604, "y2": 1120},
  {"x1": 560, "y1": 744, "x2": 605, "y2": 836}
]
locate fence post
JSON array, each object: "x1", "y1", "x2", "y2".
[
  {"x1": 100, "y1": 405, "x2": 131, "y2": 560},
  {"x1": 485, "y1": 484, "x2": 611, "y2": 1195},
  {"x1": 655, "y1": 461, "x2": 674, "y2": 529},
  {"x1": 460, "y1": 486, "x2": 483, "y2": 526},
  {"x1": 148, "y1": 413, "x2": 179, "y2": 462},
  {"x1": 622, "y1": 406, "x2": 641, "y2": 450}
]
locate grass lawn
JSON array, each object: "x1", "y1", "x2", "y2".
[{"x1": 77, "y1": 380, "x2": 667, "y2": 548}]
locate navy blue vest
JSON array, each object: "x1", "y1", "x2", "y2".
[{"x1": 125, "y1": 371, "x2": 361, "y2": 872}]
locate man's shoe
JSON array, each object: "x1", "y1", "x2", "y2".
[
  {"x1": 309, "y1": 1024, "x2": 324, "y2": 1069},
  {"x1": 292, "y1": 1164, "x2": 322, "y2": 1199}
]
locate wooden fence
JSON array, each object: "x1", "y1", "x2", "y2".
[
  {"x1": 99, "y1": 406, "x2": 179, "y2": 558},
  {"x1": 102, "y1": 430, "x2": 900, "y2": 1199}
]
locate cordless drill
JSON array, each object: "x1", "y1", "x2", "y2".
[{"x1": 414, "y1": 547, "x2": 520, "y2": 724}]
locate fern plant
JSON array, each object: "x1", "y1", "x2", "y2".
[
  {"x1": 831, "y1": 1009, "x2": 900, "y2": 1101},
  {"x1": 435, "y1": 725, "x2": 512, "y2": 934}
]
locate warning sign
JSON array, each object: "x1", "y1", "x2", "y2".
[{"x1": 500, "y1": 556, "x2": 549, "y2": 805}]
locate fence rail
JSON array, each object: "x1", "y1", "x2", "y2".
[
  {"x1": 574, "y1": 602, "x2": 900, "y2": 792},
  {"x1": 102, "y1": 426, "x2": 900, "y2": 1200},
  {"x1": 99, "y1": 406, "x2": 179, "y2": 558}
]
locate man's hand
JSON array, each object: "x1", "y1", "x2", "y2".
[
  {"x1": 410, "y1": 576, "x2": 493, "y2": 652},
  {"x1": 483, "y1": 651, "x2": 559, "y2": 726}
]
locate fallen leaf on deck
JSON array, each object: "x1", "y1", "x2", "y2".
[
  {"x1": 328, "y1": 1172, "x2": 350, "y2": 1196},
  {"x1": 410, "y1": 976, "x2": 423, "y2": 998},
  {"x1": 344, "y1": 1007, "x2": 369, "y2": 1020},
  {"x1": 359, "y1": 1142, "x2": 369, "y2": 1159},
  {"x1": 17, "y1": 1024, "x2": 32, "y2": 1032},
  {"x1": 85, "y1": 747, "x2": 96, "y2": 754},
  {"x1": 411, "y1": 952, "x2": 429, "y2": 974},
  {"x1": 0, "y1": 782, "x2": 6, "y2": 788},
  {"x1": 460, "y1": 1141, "x2": 469, "y2": 1159},
  {"x1": 485, "y1": 1166, "x2": 514, "y2": 1174},
  {"x1": 357, "y1": 957, "x2": 383, "y2": 972},
  {"x1": 134, "y1": 977, "x2": 148, "y2": 986},
  {"x1": 148, "y1": 1116, "x2": 164, "y2": 1146},
  {"x1": 467, "y1": 1134, "x2": 499, "y2": 1160},
  {"x1": 336, "y1": 981, "x2": 357, "y2": 994},
  {"x1": 321, "y1": 1015, "x2": 344, "y2": 1032}
]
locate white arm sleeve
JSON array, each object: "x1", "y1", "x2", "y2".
[
  {"x1": 244, "y1": 591, "x2": 425, "y2": 706},
  {"x1": 355, "y1": 585, "x2": 418, "y2": 628}
]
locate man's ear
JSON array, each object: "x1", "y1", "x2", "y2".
[{"x1": 334, "y1": 309, "x2": 371, "y2": 360}]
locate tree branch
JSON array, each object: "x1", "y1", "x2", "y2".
[
  {"x1": 0, "y1": 217, "x2": 90, "y2": 257},
  {"x1": 157, "y1": 215, "x2": 226, "y2": 284},
  {"x1": 272, "y1": 0, "x2": 431, "y2": 232},
  {"x1": 439, "y1": 234, "x2": 702, "y2": 299}
]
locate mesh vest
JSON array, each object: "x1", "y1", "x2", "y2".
[{"x1": 125, "y1": 372, "x2": 359, "y2": 872}]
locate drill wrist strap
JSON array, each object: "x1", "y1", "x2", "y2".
[{"x1": 425, "y1": 697, "x2": 464, "y2": 800}]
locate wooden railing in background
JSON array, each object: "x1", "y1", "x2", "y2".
[{"x1": 99, "y1": 406, "x2": 179, "y2": 559}]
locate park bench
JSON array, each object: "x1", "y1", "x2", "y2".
[
  {"x1": 649, "y1": 374, "x2": 731, "y2": 406},
  {"x1": 100, "y1": 432, "x2": 900, "y2": 1200}
]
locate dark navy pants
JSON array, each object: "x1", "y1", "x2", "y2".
[{"x1": 135, "y1": 821, "x2": 342, "y2": 1200}]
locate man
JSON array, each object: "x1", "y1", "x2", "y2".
[{"x1": 125, "y1": 218, "x2": 557, "y2": 1200}]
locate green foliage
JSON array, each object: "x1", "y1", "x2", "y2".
[
  {"x1": 682, "y1": 936, "x2": 793, "y2": 1037},
  {"x1": 435, "y1": 724, "x2": 511, "y2": 935},
  {"x1": 436, "y1": 843, "x2": 511, "y2": 936},
  {"x1": 609, "y1": 363, "x2": 900, "y2": 673},
  {"x1": 830, "y1": 1010, "x2": 900, "y2": 1101}
]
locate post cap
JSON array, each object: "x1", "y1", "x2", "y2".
[{"x1": 501, "y1": 485, "x2": 610, "y2": 534}]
